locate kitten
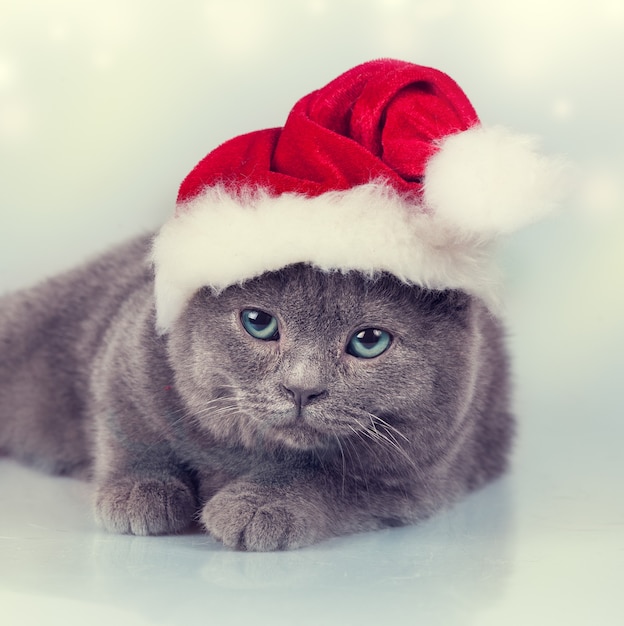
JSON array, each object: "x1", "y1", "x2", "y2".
[{"x1": 0, "y1": 234, "x2": 512, "y2": 550}]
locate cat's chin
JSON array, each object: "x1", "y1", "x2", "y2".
[{"x1": 263, "y1": 421, "x2": 335, "y2": 452}]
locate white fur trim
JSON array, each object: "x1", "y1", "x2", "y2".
[
  {"x1": 151, "y1": 184, "x2": 501, "y2": 332},
  {"x1": 424, "y1": 125, "x2": 567, "y2": 236}
]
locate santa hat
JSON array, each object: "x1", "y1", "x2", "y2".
[{"x1": 152, "y1": 59, "x2": 565, "y2": 332}]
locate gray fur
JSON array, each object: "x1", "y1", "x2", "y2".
[{"x1": 0, "y1": 235, "x2": 513, "y2": 550}]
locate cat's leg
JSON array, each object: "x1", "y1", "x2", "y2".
[
  {"x1": 87, "y1": 287, "x2": 201, "y2": 535},
  {"x1": 201, "y1": 478, "x2": 331, "y2": 551},
  {"x1": 92, "y1": 432, "x2": 198, "y2": 536},
  {"x1": 201, "y1": 469, "x2": 426, "y2": 551},
  {"x1": 95, "y1": 474, "x2": 197, "y2": 536}
]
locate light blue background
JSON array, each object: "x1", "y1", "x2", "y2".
[{"x1": 1, "y1": 1, "x2": 623, "y2": 624}]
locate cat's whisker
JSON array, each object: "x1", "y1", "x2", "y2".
[
  {"x1": 369, "y1": 423, "x2": 404, "y2": 453},
  {"x1": 193, "y1": 404, "x2": 240, "y2": 418},
  {"x1": 343, "y1": 428, "x2": 373, "y2": 493},
  {"x1": 368, "y1": 413, "x2": 411, "y2": 443},
  {"x1": 162, "y1": 402, "x2": 244, "y2": 443},
  {"x1": 357, "y1": 427, "x2": 437, "y2": 501},
  {"x1": 345, "y1": 408, "x2": 413, "y2": 462},
  {"x1": 349, "y1": 418, "x2": 419, "y2": 472},
  {"x1": 367, "y1": 416, "x2": 378, "y2": 435},
  {"x1": 191, "y1": 400, "x2": 241, "y2": 418},
  {"x1": 333, "y1": 434, "x2": 347, "y2": 496},
  {"x1": 369, "y1": 428, "x2": 408, "y2": 457},
  {"x1": 194, "y1": 394, "x2": 239, "y2": 408}
]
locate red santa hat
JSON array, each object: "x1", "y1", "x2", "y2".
[{"x1": 152, "y1": 59, "x2": 565, "y2": 332}]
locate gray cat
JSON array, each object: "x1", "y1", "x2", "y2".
[{"x1": 0, "y1": 234, "x2": 512, "y2": 550}]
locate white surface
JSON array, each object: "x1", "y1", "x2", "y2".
[{"x1": 1, "y1": 1, "x2": 624, "y2": 625}]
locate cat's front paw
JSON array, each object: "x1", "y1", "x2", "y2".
[
  {"x1": 202, "y1": 483, "x2": 325, "y2": 551},
  {"x1": 95, "y1": 476, "x2": 197, "y2": 536}
]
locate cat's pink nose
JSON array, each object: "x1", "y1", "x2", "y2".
[{"x1": 281, "y1": 385, "x2": 327, "y2": 410}]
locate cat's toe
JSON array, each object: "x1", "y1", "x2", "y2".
[
  {"x1": 95, "y1": 476, "x2": 196, "y2": 536},
  {"x1": 243, "y1": 502, "x2": 306, "y2": 551},
  {"x1": 201, "y1": 485, "x2": 320, "y2": 551}
]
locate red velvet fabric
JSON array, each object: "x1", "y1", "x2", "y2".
[{"x1": 177, "y1": 59, "x2": 479, "y2": 205}]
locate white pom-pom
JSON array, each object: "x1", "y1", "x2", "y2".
[{"x1": 423, "y1": 125, "x2": 567, "y2": 237}]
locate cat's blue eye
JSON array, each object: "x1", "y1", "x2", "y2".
[
  {"x1": 241, "y1": 309, "x2": 279, "y2": 341},
  {"x1": 347, "y1": 328, "x2": 392, "y2": 359}
]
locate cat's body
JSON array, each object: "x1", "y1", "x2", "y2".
[{"x1": 0, "y1": 235, "x2": 513, "y2": 550}]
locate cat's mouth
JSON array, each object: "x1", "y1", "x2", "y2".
[
  {"x1": 261, "y1": 411, "x2": 325, "y2": 448},
  {"x1": 257, "y1": 407, "x2": 359, "y2": 451}
]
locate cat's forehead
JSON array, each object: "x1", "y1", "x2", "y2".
[
  {"x1": 216, "y1": 264, "x2": 462, "y2": 322},
  {"x1": 226, "y1": 265, "x2": 397, "y2": 308}
]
